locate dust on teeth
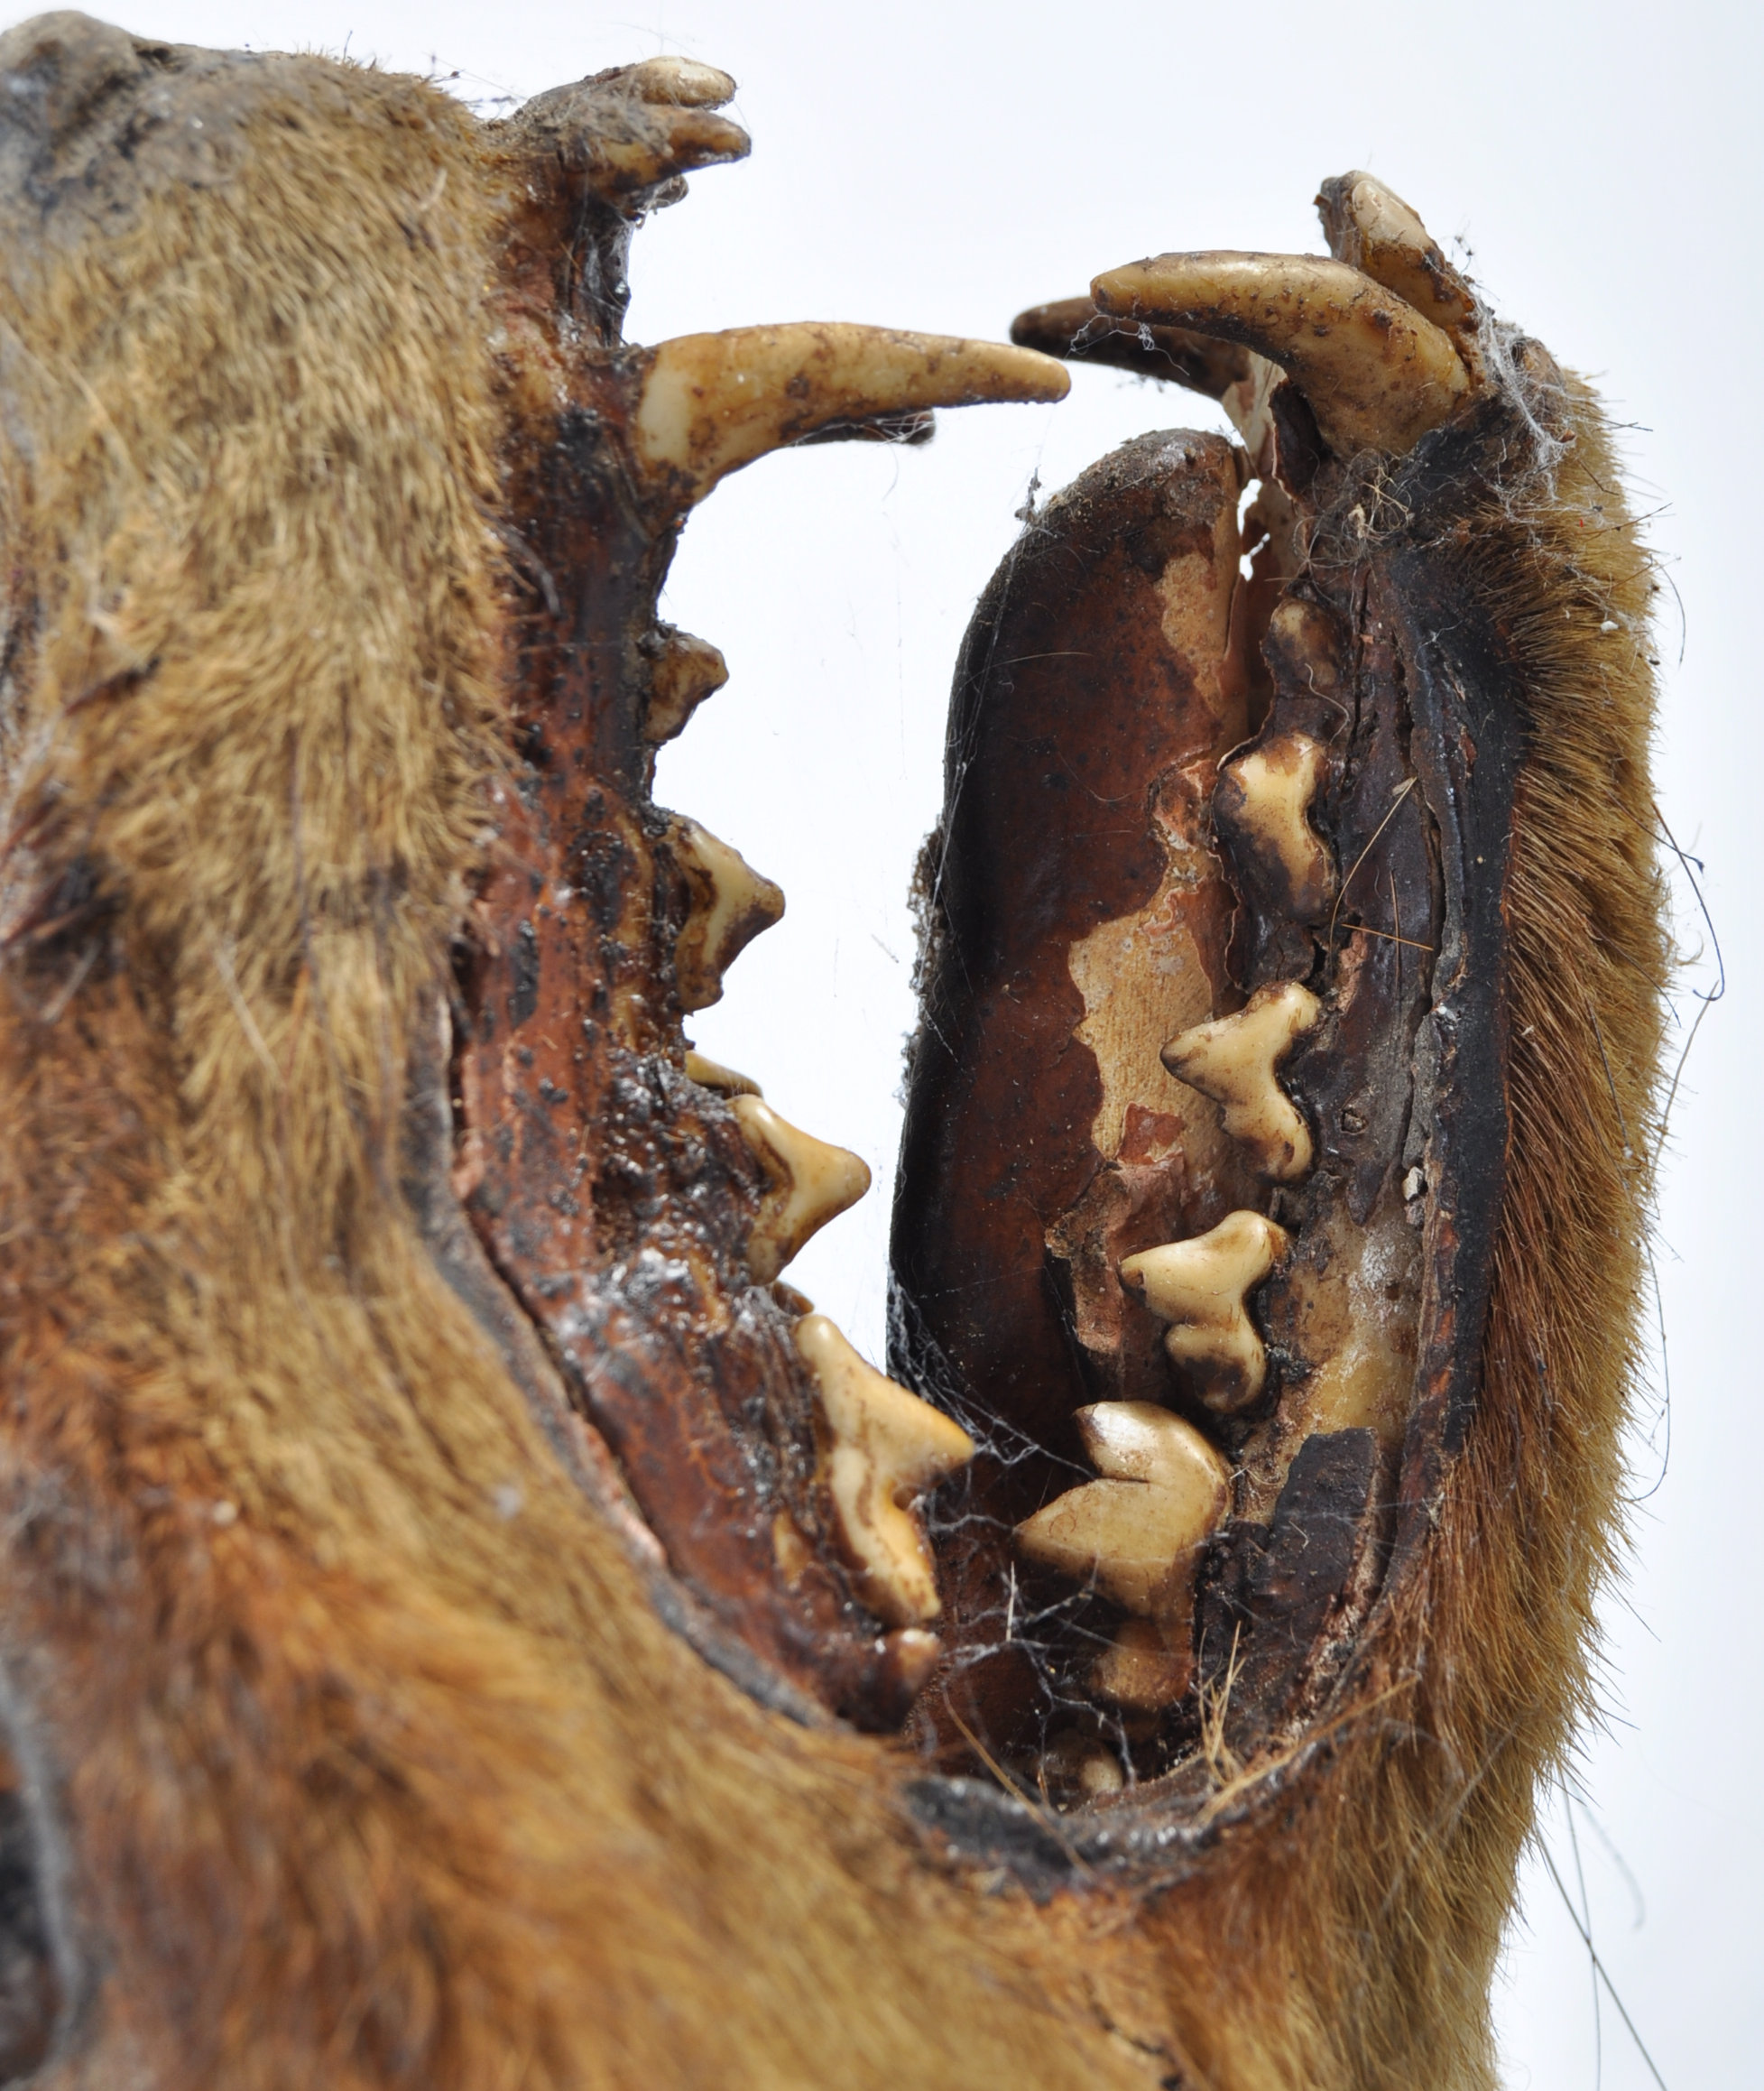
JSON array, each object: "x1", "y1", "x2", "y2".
[
  {"x1": 642, "y1": 626, "x2": 728, "y2": 745},
  {"x1": 728, "y1": 1096, "x2": 870, "y2": 1285},
  {"x1": 794, "y1": 1314, "x2": 974, "y2": 1628},
  {"x1": 1162, "y1": 982, "x2": 1321, "y2": 1181},
  {"x1": 1120, "y1": 1211, "x2": 1289, "y2": 1412},
  {"x1": 1089, "y1": 251, "x2": 1469, "y2": 458},
  {"x1": 669, "y1": 816, "x2": 784, "y2": 1013}
]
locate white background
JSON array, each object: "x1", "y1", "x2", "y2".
[{"x1": 22, "y1": 1, "x2": 1759, "y2": 2083}]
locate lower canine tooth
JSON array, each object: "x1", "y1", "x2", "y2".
[
  {"x1": 1162, "y1": 981, "x2": 1321, "y2": 1180},
  {"x1": 794, "y1": 1313, "x2": 974, "y2": 1627},
  {"x1": 731, "y1": 1096, "x2": 870, "y2": 1282},
  {"x1": 1119, "y1": 1213, "x2": 1288, "y2": 1411},
  {"x1": 1214, "y1": 731, "x2": 1335, "y2": 922},
  {"x1": 1014, "y1": 1401, "x2": 1229, "y2": 1616},
  {"x1": 670, "y1": 817, "x2": 784, "y2": 1013}
]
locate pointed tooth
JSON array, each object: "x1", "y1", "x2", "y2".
[
  {"x1": 1120, "y1": 1213, "x2": 1289, "y2": 1412},
  {"x1": 1009, "y1": 295, "x2": 1254, "y2": 400},
  {"x1": 1315, "y1": 171, "x2": 1480, "y2": 359},
  {"x1": 634, "y1": 324, "x2": 1069, "y2": 503},
  {"x1": 730, "y1": 1096, "x2": 870, "y2": 1282},
  {"x1": 1162, "y1": 982, "x2": 1321, "y2": 1181},
  {"x1": 642, "y1": 626, "x2": 728, "y2": 745},
  {"x1": 508, "y1": 61, "x2": 748, "y2": 199},
  {"x1": 1090, "y1": 252, "x2": 1469, "y2": 458},
  {"x1": 683, "y1": 1048, "x2": 762, "y2": 1098},
  {"x1": 794, "y1": 1313, "x2": 974, "y2": 1627},
  {"x1": 623, "y1": 56, "x2": 738, "y2": 106},
  {"x1": 1214, "y1": 730, "x2": 1335, "y2": 922},
  {"x1": 1015, "y1": 1402, "x2": 1229, "y2": 1615},
  {"x1": 669, "y1": 817, "x2": 783, "y2": 1013}
]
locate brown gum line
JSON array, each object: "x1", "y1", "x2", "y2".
[{"x1": 439, "y1": 328, "x2": 930, "y2": 1732}]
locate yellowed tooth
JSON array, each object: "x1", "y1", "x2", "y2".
[
  {"x1": 1315, "y1": 171, "x2": 1481, "y2": 361},
  {"x1": 1215, "y1": 731, "x2": 1335, "y2": 921},
  {"x1": 730, "y1": 1095, "x2": 871, "y2": 1282},
  {"x1": 1120, "y1": 1212, "x2": 1289, "y2": 1411},
  {"x1": 642, "y1": 627, "x2": 729, "y2": 745},
  {"x1": 623, "y1": 55, "x2": 739, "y2": 106},
  {"x1": 511, "y1": 57, "x2": 750, "y2": 198},
  {"x1": 669, "y1": 817, "x2": 784, "y2": 1013},
  {"x1": 683, "y1": 1048, "x2": 762, "y2": 1098},
  {"x1": 1162, "y1": 982, "x2": 1321, "y2": 1181},
  {"x1": 1015, "y1": 1402, "x2": 1230, "y2": 1616},
  {"x1": 1091, "y1": 253, "x2": 1469, "y2": 458},
  {"x1": 634, "y1": 324, "x2": 1069, "y2": 503},
  {"x1": 1091, "y1": 1618, "x2": 1194, "y2": 1712},
  {"x1": 794, "y1": 1313, "x2": 974, "y2": 1626}
]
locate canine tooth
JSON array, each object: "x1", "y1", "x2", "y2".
[
  {"x1": 1014, "y1": 1402, "x2": 1230, "y2": 1616},
  {"x1": 794, "y1": 1313, "x2": 974, "y2": 1627},
  {"x1": 683, "y1": 1048, "x2": 762, "y2": 1098},
  {"x1": 634, "y1": 325, "x2": 1069, "y2": 502},
  {"x1": 1009, "y1": 294, "x2": 1254, "y2": 400},
  {"x1": 670, "y1": 817, "x2": 784, "y2": 1013},
  {"x1": 642, "y1": 627, "x2": 728, "y2": 745},
  {"x1": 731, "y1": 1096, "x2": 871, "y2": 1283},
  {"x1": 1162, "y1": 982, "x2": 1321, "y2": 1181},
  {"x1": 1119, "y1": 1213, "x2": 1289, "y2": 1412},
  {"x1": 1090, "y1": 253, "x2": 1469, "y2": 458},
  {"x1": 1214, "y1": 731, "x2": 1335, "y2": 921},
  {"x1": 1315, "y1": 171, "x2": 1480, "y2": 355}
]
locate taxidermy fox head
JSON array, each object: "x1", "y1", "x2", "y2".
[{"x1": 0, "y1": 14, "x2": 1663, "y2": 2089}]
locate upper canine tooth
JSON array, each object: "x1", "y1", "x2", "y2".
[
  {"x1": 669, "y1": 817, "x2": 784, "y2": 1013},
  {"x1": 1089, "y1": 253, "x2": 1469, "y2": 458},
  {"x1": 731, "y1": 1096, "x2": 870, "y2": 1282},
  {"x1": 1119, "y1": 1212, "x2": 1289, "y2": 1411},
  {"x1": 1009, "y1": 293, "x2": 1255, "y2": 401},
  {"x1": 633, "y1": 324, "x2": 1070, "y2": 503},
  {"x1": 1014, "y1": 1402, "x2": 1230, "y2": 1617},
  {"x1": 1214, "y1": 730, "x2": 1335, "y2": 921},
  {"x1": 1315, "y1": 171, "x2": 1480, "y2": 360},
  {"x1": 1162, "y1": 982, "x2": 1321, "y2": 1181},
  {"x1": 642, "y1": 626, "x2": 729, "y2": 745},
  {"x1": 794, "y1": 1313, "x2": 974, "y2": 1627}
]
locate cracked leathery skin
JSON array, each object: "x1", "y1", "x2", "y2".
[{"x1": 0, "y1": 18, "x2": 1664, "y2": 2091}]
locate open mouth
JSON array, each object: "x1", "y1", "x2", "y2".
[
  {"x1": 438, "y1": 69, "x2": 1662, "y2": 1837},
  {"x1": 0, "y1": 19, "x2": 1667, "y2": 2083}
]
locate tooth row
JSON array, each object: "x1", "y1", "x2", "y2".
[
  {"x1": 1121, "y1": 1212, "x2": 1289, "y2": 1413},
  {"x1": 729, "y1": 1095, "x2": 870, "y2": 1285},
  {"x1": 1090, "y1": 251, "x2": 1469, "y2": 458},
  {"x1": 795, "y1": 1313, "x2": 974, "y2": 1629},
  {"x1": 1162, "y1": 982, "x2": 1320, "y2": 1181},
  {"x1": 1214, "y1": 731, "x2": 1335, "y2": 922},
  {"x1": 669, "y1": 816, "x2": 785, "y2": 1013}
]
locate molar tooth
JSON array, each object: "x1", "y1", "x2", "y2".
[
  {"x1": 1162, "y1": 982, "x2": 1321, "y2": 1181},
  {"x1": 794, "y1": 1313, "x2": 974, "y2": 1627},
  {"x1": 1090, "y1": 253, "x2": 1469, "y2": 458},
  {"x1": 669, "y1": 817, "x2": 784, "y2": 1013},
  {"x1": 1315, "y1": 171, "x2": 1480, "y2": 360},
  {"x1": 731, "y1": 1096, "x2": 870, "y2": 1282},
  {"x1": 1015, "y1": 1401, "x2": 1229, "y2": 1616},
  {"x1": 1091, "y1": 1618, "x2": 1194, "y2": 1712},
  {"x1": 1120, "y1": 1213, "x2": 1289, "y2": 1412},
  {"x1": 1214, "y1": 730, "x2": 1335, "y2": 921},
  {"x1": 683, "y1": 1048, "x2": 761, "y2": 1098},
  {"x1": 642, "y1": 626, "x2": 728, "y2": 745},
  {"x1": 634, "y1": 325, "x2": 1069, "y2": 503}
]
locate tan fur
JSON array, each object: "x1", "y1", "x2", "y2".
[{"x1": 0, "y1": 39, "x2": 1662, "y2": 2091}]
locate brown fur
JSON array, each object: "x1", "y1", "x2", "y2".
[{"x1": 0, "y1": 25, "x2": 1663, "y2": 2091}]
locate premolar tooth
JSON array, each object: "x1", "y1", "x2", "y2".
[
  {"x1": 1214, "y1": 730, "x2": 1335, "y2": 921},
  {"x1": 642, "y1": 626, "x2": 728, "y2": 745},
  {"x1": 634, "y1": 324, "x2": 1069, "y2": 503},
  {"x1": 683, "y1": 1048, "x2": 762, "y2": 1098},
  {"x1": 1120, "y1": 1212, "x2": 1289, "y2": 1411},
  {"x1": 670, "y1": 817, "x2": 784, "y2": 1013},
  {"x1": 1091, "y1": 1618, "x2": 1194, "y2": 1712},
  {"x1": 1162, "y1": 982, "x2": 1321, "y2": 1181},
  {"x1": 1090, "y1": 253, "x2": 1469, "y2": 458},
  {"x1": 794, "y1": 1313, "x2": 974, "y2": 1627},
  {"x1": 1315, "y1": 171, "x2": 1480, "y2": 360},
  {"x1": 731, "y1": 1096, "x2": 870, "y2": 1282},
  {"x1": 1015, "y1": 1402, "x2": 1230, "y2": 1616}
]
